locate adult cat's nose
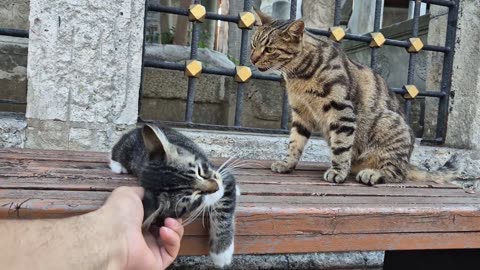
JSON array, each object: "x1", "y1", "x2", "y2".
[{"x1": 251, "y1": 52, "x2": 261, "y2": 65}]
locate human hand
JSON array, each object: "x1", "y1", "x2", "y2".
[{"x1": 96, "y1": 186, "x2": 184, "y2": 270}]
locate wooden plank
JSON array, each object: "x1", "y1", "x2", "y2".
[
  {"x1": 179, "y1": 232, "x2": 480, "y2": 255},
  {"x1": 0, "y1": 148, "x2": 109, "y2": 163},
  {"x1": 0, "y1": 176, "x2": 471, "y2": 197},
  {"x1": 1, "y1": 148, "x2": 478, "y2": 256},
  {"x1": 3, "y1": 189, "x2": 480, "y2": 237},
  {"x1": 0, "y1": 148, "x2": 324, "y2": 170}
]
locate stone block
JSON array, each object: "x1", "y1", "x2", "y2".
[
  {"x1": 0, "y1": 35, "x2": 28, "y2": 113},
  {"x1": 0, "y1": 0, "x2": 30, "y2": 30},
  {"x1": 143, "y1": 68, "x2": 226, "y2": 103},
  {"x1": 0, "y1": 112, "x2": 26, "y2": 148},
  {"x1": 25, "y1": 119, "x2": 69, "y2": 150},
  {"x1": 445, "y1": 0, "x2": 480, "y2": 149},
  {"x1": 140, "y1": 98, "x2": 228, "y2": 125},
  {"x1": 26, "y1": 0, "x2": 144, "y2": 125},
  {"x1": 225, "y1": 75, "x2": 286, "y2": 129}
]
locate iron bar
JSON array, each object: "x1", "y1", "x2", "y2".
[
  {"x1": 278, "y1": 0, "x2": 299, "y2": 130},
  {"x1": 417, "y1": 0, "x2": 456, "y2": 7},
  {"x1": 233, "y1": 0, "x2": 253, "y2": 127},
  {"x1": 0, "y1": 28, "x2": 28, "y2": 38},
  {"x1": 136, "y1": 0, "x2": 459, "y2": 143},
  {"x1": 404, "y1": 0, "x2": 422, "y2": 123},
  {"x1": 435, "y1": 0, "x2": 460, "y2": 143},
  {"x1": 370, "y1": 0, "x2": 383, "y2": 71},
  {"x1": 0, "y1": 99, "x2": 26, "y2": 105},
  {"x1": 391, "y1": 88, "x2": 447, "y2": 97},
  {"x1": 306, "y1": 28, "x2": 450, "y2": 53},
  {"x1": 333, "y1": 0, "x2": 342, "y2": 26},
  {"x1": 143, "y1": 59, "x2": 282, "y2": 81},
  {"x1": 148, "y1": 3, "x2": 238, "y2": 23},
  {"x1": 184, "y1": 0, "x2": 201, "y2": 123}
]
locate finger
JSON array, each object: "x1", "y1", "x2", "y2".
[
  {"x1": 109, "y1": 186, "x2": 145, "y2": 202},
  {"x1": 159, "y1": 226, "x2": 182, "y2": 263},
  {"x1": 126, "y1": 186, "x2": 145, "y2": 199},
  {"x1": 164, "y1": 217, "x2": 184, "y2": 238}
]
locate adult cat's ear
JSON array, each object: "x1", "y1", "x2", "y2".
[
  {"x1": 284, "y1": 20, "x2": 305, "y2": 40},
  {"x1": 142, "y1": 124, "x2": 171, "y2": 160},
  {"x1": 253, "y1": 7, "x2": 273, "y2": 26}
]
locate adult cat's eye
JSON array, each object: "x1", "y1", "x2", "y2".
[{"x1": 265, "y1": 47, "x2": 275, "y2": 53}]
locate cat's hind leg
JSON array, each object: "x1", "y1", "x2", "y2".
[{"x1": 355, "y1": 113, "x2": 413, "y2": 185}]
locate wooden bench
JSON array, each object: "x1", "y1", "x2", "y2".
[{"x1": 1, "y1": 147, "x2": 480, "y2": 257}]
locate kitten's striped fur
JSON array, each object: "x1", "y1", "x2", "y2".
[{"x1": 251, "y1": 11, "x2": 459, "y2": 185}]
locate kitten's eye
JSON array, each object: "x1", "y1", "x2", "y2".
[
  {"x1": 197, "y1": 166, "x2": 203, "y2": 177},
  {"x1": 265, "y1": 47, "x2": 275, "y2": 53}
]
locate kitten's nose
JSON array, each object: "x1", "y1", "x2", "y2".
[{"x1": 196, "y1": 180, "x2": 219, "y2": 194}]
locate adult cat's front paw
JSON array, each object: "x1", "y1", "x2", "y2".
[
  {"x1": 356, "y1": 169, "x2": 385, "y2": 185},
  {"x1": 324, "y1": 167, "x2": 348, "y2": 183},
  {"x1": 271, "y1": 160, "x2": 295, "y2": 173},
  {"x1": 210, "y1": 242, "x2": 234, "y2": 268}
]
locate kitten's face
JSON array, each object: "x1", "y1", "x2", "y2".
[
  {"x1": 250, "y1": 13, "x2": 305, "y2": 72},
  {"x1": 141, "y1": 125, "x2": 226, "y2": 220}
]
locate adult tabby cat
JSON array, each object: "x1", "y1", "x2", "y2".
[
  {"x1": 110, "y1": 124, "x2": 237, "y2": 267},
  {"x1": 251, "y1": 10, "x2": 459, "y2": 185}
]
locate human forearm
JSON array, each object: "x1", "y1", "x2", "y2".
[{"x1": 0, "y1": 211, "x2": 125, "y2": 270}]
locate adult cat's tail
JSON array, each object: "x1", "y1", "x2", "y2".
[{"x1": 407, "y1": 154, "x2": 462, "y2": 184}]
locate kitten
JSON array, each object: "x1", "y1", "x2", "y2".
[
  {"x1": 110, "y1": 123, "x2": 237, "y2": 267},
  {"x1": 251, "y1": 10, "x2": 460, "y2": 185}
]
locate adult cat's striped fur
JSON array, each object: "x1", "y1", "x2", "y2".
[{"x1": 251, "y1": 10, "x2": 460, "y2": 185}]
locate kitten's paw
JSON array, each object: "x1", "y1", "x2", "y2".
[
  {"x1": 210, "y1": 242, "x2": 234, "y2": 268},
  {"x1": 271, "y1": 161, "x2": 295, "y2": 173},
  {"x1": 356, "y1": 169, "x2": 385, "y2": 185},
  {"x1": 324, "y1": 168, "x2": 348, "y2": 183},
  {"x1": 109, "y1": 160, "x2": 127, "y2": 174}
]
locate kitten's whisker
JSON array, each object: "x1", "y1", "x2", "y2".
[
  {"x1": 217, "y1": 156, "x2": 238, "y2": 172},
  {"x1": 174, "y1": 195, "x2": 190, "y2": 217}
]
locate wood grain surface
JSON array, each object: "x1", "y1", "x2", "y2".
[{"x1": 1, "y1": 148, "x2": 479, "y2": 255}]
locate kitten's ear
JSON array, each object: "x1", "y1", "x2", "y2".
[
  {"x1": 253, "y1": 7, "x2": 273, "y2": 26},
  {"x1": 142, "y1": 124, "x2": 171, "y2": 160},
  {"x1": 284, "y1": 20, "x2": 305, "y2": 40}
]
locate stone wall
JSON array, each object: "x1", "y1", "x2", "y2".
[
  {"x1": 0, "y1": 112, "x2": 26, "y2": 148},
  {"x1": 0, "y1": 0, "x2": 29, "y2": 30},
  {"x1": 0, "y1": 0, "x2": 29, "y2": 113},
  {"x1": 23, "y1": 0, "x2": 145, "y2": 151},
  {"x1": 443, "y1": 0, "x2": 480, "y2": 149},
  {"x1": 0, "y1": 35, "x2": 28, "y2": 113}
]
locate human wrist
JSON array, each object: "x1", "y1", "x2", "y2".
[{"x1": 86, "y1": 208, "x2": 129, "y2": 270}]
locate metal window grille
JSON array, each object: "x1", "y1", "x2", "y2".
[
  {"x1": 140, "y1": 0, "x2": 460, "y2": 144},
  {"x1": 0, "y1": 0, "x2": 460, "y2": 145}
]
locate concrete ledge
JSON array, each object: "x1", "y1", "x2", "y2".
[
  {"x1": 170, "y1": 252, "x2": 384, "y2": 270},
  {"x1": 181, "y1": 128, "x2": 480, "y2": 191}
]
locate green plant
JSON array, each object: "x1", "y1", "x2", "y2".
[
  {"x1": 227, "y1": 55, "x2": 240, "y2": 65},
  {"x1": 161, "y1": 26, "x2": 175, "y2": 44}
]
